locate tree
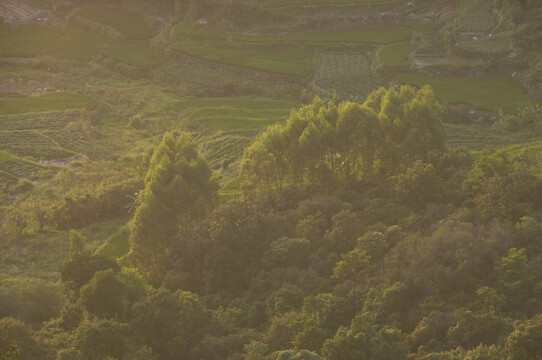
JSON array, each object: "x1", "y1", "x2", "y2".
[
  {"x1": 130, "y1": 132, "x2": 217, "y2": 285},
  {"x1": 131, "y1": 289, "x2": 208, "y2": 360},
  {"x1": 73, "y1": 319, "x2": 129, "y2": 360},
  {"x1": 505, "y1": 314, "x2": 542, "y2": 360},
  {"x1": 79, "y1": 269, "x2": 126, "y2": 319}
]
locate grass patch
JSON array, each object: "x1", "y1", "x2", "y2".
[
  {"x1": 455, "y1": 0, "x2": 497, "y2": 33},
  {"x1": 314, "y1": 53, "x2": 383, "y2": 99},
  {"x1": 173, "y1": 98, "x2": 297, "y2": 131},
  {"x1": 372, "y1": 41, "x2": 414, "y2": 74},
  {"x1": 397, "y1": 73, "x2": 538, "y2": 113},
  {"x1": 170, "y1": 97, "x2": 298, "y2": 112},
  {"x1": 0, "y1": 151, "x2": 13, "y2": 165},
  {"x1": 41, "y1": 26, "x2": 108, "y2": 60},
  {"x1": 402, "y1": 21, "x2": 433, "y2": 34},
  {"x1": 0, "y1": 92, "x2": 97, "y2": 115},
  {"x1": 444, "y1": 123, "x2": 534, "y2": 150},
  {"x1": 95, "y1": 225, "x2": 130, "y2": 259},
  {"x1": 455, "y1": 37, "x2": 509, "y2": 58},
  {"x1": 77, "y1": 6, "x2": 155, "y2": 38},
  {"x1": 171, "y1": 22, "x2": 227, "y2": 41},
  {"x1": 169, "y1": 42, "x2": 314, "y2": 77},
  {"x1": 265, "y1": 0, "x2": 399, "y2": 7},
  {"x1": 104, "y1": 40, "x2": 167, "y2": 67},
  {"x1": 233, "y1": 28, "x2": 411, "y2": 44},
  {"x1": 219, "y1": 177, "x2": 242, "y2": 205},
  {"x1": 0, "y1": 22, "x2": 63, "y2": 57}
]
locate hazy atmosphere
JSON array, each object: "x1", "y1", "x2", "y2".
[{"x1": 0, "y1": 0, "x2": 542, "y2": 359}]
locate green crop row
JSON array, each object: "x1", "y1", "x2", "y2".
[
  {"x1": 397, "y1": 73, "x2": 538, "y2": 114},
  {"x1": 169, "y1": 41, "x2": 315, "y2": 77},
  {"x1": 77, "y1": 6, "x2": 155, "y2": 38},
  {"x1": 0, "y1": 92, "x2": 97, "y2": 115},
  {"x1": 0, "y1": 111, "x2": 78, "y2": 131}
]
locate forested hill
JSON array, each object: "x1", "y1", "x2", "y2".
[{"x1": 1, "y1": 0, "x2": 542, "y2": 359}]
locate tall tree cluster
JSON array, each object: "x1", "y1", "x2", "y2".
[
  {"x1": 241, "y1": 85, "x2": 446, "y2": 194},
  {"x1": 129, "y1": 132, "x2": 217, "y2": 286}
]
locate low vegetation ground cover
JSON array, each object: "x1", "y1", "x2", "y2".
[
  {"x1": 0, "y1": 22, "x2": 63, "y2": 57},
  {"x1": 314, "y1": 53, "x2": 383, "y2": 98},
  {"x1": 0, "y1": 92, "x2": 97, "y2": 115},
  {"x1": 171, "y1": 97, "x2": 297, "y2": 131},
  {"x1": 372, "y1": 41, "x2": 414, "y2": 74},
  {"x1": 444, "y1": 123, "x2": 536, "y2": 150},
  {"x1": 397, "y1": 73, "x2": 539, "y2": 113},
  {"x1": 41, "y1": 26, "x2": 109, "y2": 61},
  {"x1": 76, "y1": 6, "x2": 156, "y2": 38},
  {"x1": 103, "y1": 40, "x2": 168, "y2": 68},
  {"x1": 169, "y1": 41, "x2": 315, "y2": 77},
  {"x1": 232, "y1": 28, "x2": 411, "y2": 44},
  {"x1": 264, "y1": 0, "x2": 400, "y2": 8}
]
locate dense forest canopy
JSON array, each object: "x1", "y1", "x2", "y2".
[{"x1": 1, "y1": 0, "x2": 542, "y2": 359}]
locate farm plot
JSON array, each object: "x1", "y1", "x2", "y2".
[
  {"x1": 201, "y1": 134, "x2": 253, "y2": 170},
  {"x1": 455, "y1": 0, "x2": 497, "y2": 33},
  {"x1": 171, "y1": 98, "x2": 298, "y2": 132},
  {"x1": 455, "y1": 37, "x2": 510, "y2": 58},
  {"x1": 0, "y1": 130, "x2": 71, "y2": 160},
  {"x1": 103, "y1": 40, "x2": 167, "y2": 68},
  {"x1": 233, "y1": 28, "x2": 411, "y2": 44},
  {"x1": 0, "y1": 92, "x2": 97, "y2": 115},
  {"x1": 76, "y1": 6, "x2": 155, "y2": 38},
  {"x1": 0, "y1": 131, "x2": 56, "y2": 147},
  {"x1": 0, "y1": 111, "x2": 78, "y2": 131},
  {"x1": 41, "y1": 26, "x2": 108, "y2": 61},
  {"x1": 152, "y1": 61, "x2": 276, "y2": 92},
  {"x1": 264, "y1": 0, "x2": 400, "y2": 8},
  {"x1": 0, "y1": 160, "x2": 43, "y2": 179},
  {"x1": 444, "y1": 123, "x2": 537, "y2": 150},
  {"x1": 47, "y1": 123, "x2": 112, "y2": 160},
  {"x1": 397, "y1": 73, "x2": 538, "y2": 113},
  {"x1": 0, "y1": 22, "x2": 63, "y2": 57},
  {"x1": 314, "y1": 53, "x2": 384, "y2": 99},
  {"x1": 0, "y1": 0, "x2": 45, "y2": 22},
  {"x1": 372, "y1": 42, "x2": 414, "y2": 75},
  {"x1": 169, "y1": 41, "x2": 315, "y2": 77}
]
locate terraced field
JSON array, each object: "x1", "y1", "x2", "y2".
[
  {"x1": 76, "y1": 6, "x2": 156, "y2": 38},
  {"x1": 444, "y1": 123, "x2": 535, "y2": 150},
  {"x1": 103, "y1": 40, "x2": 167, "y2": 68},
  {"x1": 397, "y1": 73, "x2": 539, "y2": 113},
  {"x1": 0, "y1": 92, "x2": 97, "y2": 115},
  {"x1": 169, "y1": 42, "x2": 315, "y2": 77},
  {"x1": 171, "y1": 98, "x2": 298, "y2": 131},
  {"x1": 0, "y1": 22, "x2": 63, "y2": 57},
  {"x1": 314, "y1": 53, "x2": 383, "y2": 98}
]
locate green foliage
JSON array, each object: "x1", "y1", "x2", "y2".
[
  {"x1": 0, "y1": 278, "x2": 65, "y2": 325},
  {"x1": 73, "y1": 318, "x2": 129, "y2": 360},
  {"x1": 0, "y1": 92, "x2": 97, "y2": 115},
  {"x1": 94, "y1": 225, "x2": 130, "y2": 259},
  {"x1": 60, "y1": 252, "x2": 120, "y2": 296},
  {"x1": 463, "y1": 147, "x2": 541, "y2": 221},
  {"x1": 131, "y1": 289, "x2": 207, "y2": 360},
  {"x1": 504, "y1": 314, "x2": 542, "y2": 360},
  {"x1": 0, "y1": 318, "x2": 53, "y2": 360},
  {"x1": 79, "y1": 269, "x2": 126, "y2": 319},
  {"x1": 242, "y1": 86, "x2": 446, "y2": 194},
  {"x1": 455, "y1": 0, "x2": 497, "y2": 33},
  {"x1": 397, "y1": 73, "x2": 538, "y2": 114},
  {"x1": 130, "y1": 132, "x2": 217, "y2": 285},
  {"x1": 394, "y1": 161, "x2": 441, "y2": 209}
]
